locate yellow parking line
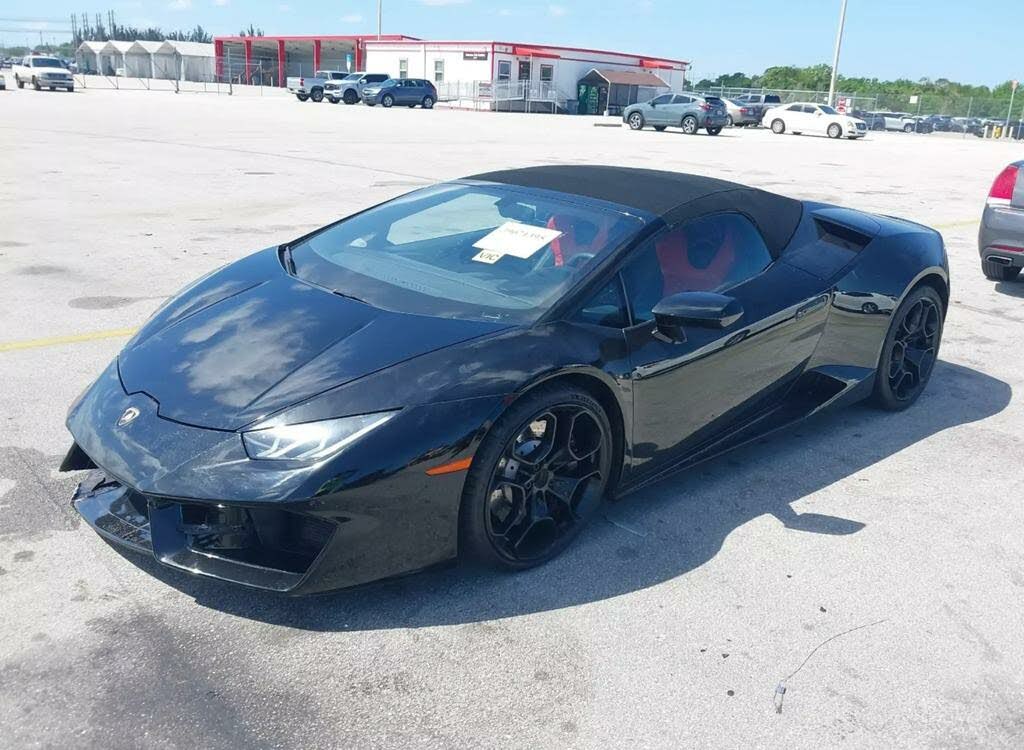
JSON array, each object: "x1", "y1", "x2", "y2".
[
  {"x1": 0, "y1": 327, "x2": 137, "y2": 353},
  {"x1": 934, "y1": 219, "x2": 980, "y2": 230}
]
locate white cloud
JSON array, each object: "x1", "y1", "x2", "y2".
[
  {"x1": 547, "y1": 4, "x2": 568, "y2": 17},
  {"x1": 278, "y1": 2, "x2": 292, "y2": 10},
  {"x1": 340, "y1": 13, "x2": 363, "y2": 22},
  {"x1": 420, "y1": 0, "x2": 471, "y2": 6},
  {"x1": 213, "y1": 0, "x2": 230, "y2": 6},
  {"x1": 167, "y1": 0, "x2": 191, "y2": 9}
]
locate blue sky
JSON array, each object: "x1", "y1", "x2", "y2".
[{"x1": 4, "y1": 0, "x2": 1020, "y2": 86}]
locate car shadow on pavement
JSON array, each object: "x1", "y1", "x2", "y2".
[
  {"x1": 124, "y1": 360, "x2": 1010, "y2": 630},
  {"x1": 993, "y1": 280, "x2": 1024, "y2": 298}
]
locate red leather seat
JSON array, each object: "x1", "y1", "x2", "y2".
[
  {"x1": 546, "y1": 214, "x2": 610, "y2": 267},
  {"x1": 655, "y1": 224, "x2": 736, "y2": 294}
]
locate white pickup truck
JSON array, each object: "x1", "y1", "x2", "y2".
[
  {"x1": 285, "y1": 70, "x2": 350, "y2": 102},
  {"x1": 12, "y1": 55, "x2": 74, "y2": 92}
]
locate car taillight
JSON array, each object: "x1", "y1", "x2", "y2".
[
  {"x1": 700, "y1": 103, "x2": 711, "y2": 111},
  {"x1": 989, "y1": 165, "x2": 1019, "y2": 204},
  {"x1": 299, "y1": 77, "x2": 304, "y2": 86}
]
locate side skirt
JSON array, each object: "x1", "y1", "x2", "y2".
[{"x1": 614, "y1": 365, "x2": 875, "y2": 498}]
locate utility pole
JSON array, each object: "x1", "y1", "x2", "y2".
[
  {"x1": 1007, "y1": 80, "x2": 1019, "y2": 136},
  {"x1": 827, "y1": 0, "x2": 849, "y2": 107},
  {"x1": 377, "y1": 0, "x2": 382, "y2": 40}
]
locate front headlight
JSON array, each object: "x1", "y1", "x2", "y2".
[{"x1": 241, "y1": 411, "x2": 398, "y2": 462}]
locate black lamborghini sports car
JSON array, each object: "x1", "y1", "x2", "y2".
[{"x1": 62, "y1": 167, "x2": 949, "y2": 594}]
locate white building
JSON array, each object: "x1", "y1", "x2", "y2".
[
  {"x1": 362, "y1": 40, "x2": 688, "y2": 113},
  {"x1": 75, "y1": 40, "x2": 215, "y2": 82}
]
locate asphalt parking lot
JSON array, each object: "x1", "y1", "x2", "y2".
[{"x1": 2, "y1": 86, "x2": 1024, "y2": 749}]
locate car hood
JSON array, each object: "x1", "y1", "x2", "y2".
[
  {"x1": 117, "y1": 248, "x2": 509, "y2": 431},
  {"x1": 34, "y1": 67, "x2": 69, "y2": 74}
]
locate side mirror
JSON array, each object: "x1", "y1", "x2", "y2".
[
  {"x1": 651, "y1": 291, "x2": 744, "y2": 342},
  {"x1": 816, "y1": 110, "x2": 824, "y2": 116},
  {"x1": 650, "y1": 101, "x2": 657, "y2": 108}
]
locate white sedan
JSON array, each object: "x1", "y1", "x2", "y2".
[{"x1": 765, "y1": 102, "x2": 867, "y2": 139}]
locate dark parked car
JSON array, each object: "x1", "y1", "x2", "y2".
[
  {"x1": 362, "y1": 78, "x2": 437, "y2": 108},
  {"x1": 979, "y1": 161, "x2": 1024, "y2": 281},
  {"x1": 924, "y1": 115, "x2": 954, "y2": 132},
  {"x1": 62, "y1": 166, "x2": 949, "y2": 594},
  {"x1": 733, "y1": 93, "x2": 782, "y2": 123},
  {"x1": 623, "y1": 93, "x2": 729, "y2": 135}
]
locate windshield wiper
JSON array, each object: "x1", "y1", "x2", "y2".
[
  {"x1": 280, "y1": 245, "x2": 296, "y2": 274},
  {"x1": 331, "y1": 290, "x2": 370, "y2": 305}
]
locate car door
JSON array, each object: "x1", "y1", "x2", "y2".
[
  {"x1": 783, "y1": 103, "x2": 807, "y2": 129},
  {"x1": 806, "y1": 104, "x2": 829, "y2": 134},
  {"x1": 621, "y1": 212, "x2": 830, "y2": 477},
  {"x1": 646, "y1": 94, "x2": 675, "y2": 125},
  {"x1": 669, "y1": 94, "x2": 694, "y2": 125}
]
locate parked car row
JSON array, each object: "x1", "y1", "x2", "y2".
[{"x1": 286, "y1": 70, "x2": 438, "y2": 109}]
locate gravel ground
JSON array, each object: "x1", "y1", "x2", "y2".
[{"x1": 2, "y1": 86, "x2": 1023, "y2": 749}]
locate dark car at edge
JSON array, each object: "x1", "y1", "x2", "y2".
[{"x1": 62, "y1": 166, "x2": 950, "y2": 594}]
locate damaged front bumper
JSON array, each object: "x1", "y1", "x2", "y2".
[{"x1": 70, "y1": 466, "x2": 337, "y2": 593}]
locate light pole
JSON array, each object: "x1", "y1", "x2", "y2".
[
  {"x1": 377, "y1": 0, "x2": 382, "y2": 40},
  {"x1": 827, "y1": 0, "x2": 849, "y2": 107}
]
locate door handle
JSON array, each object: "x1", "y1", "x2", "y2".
[
  {"x1": 795, "y1": 295, "x2": 828, "y2": 319},
  {"x1": 723, "y1": 330, "x2": 749, "y2": 348}
]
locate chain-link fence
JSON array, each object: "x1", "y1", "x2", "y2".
[{"x1": 688, "y1": 84, "x2": 1024, "y2": 121}]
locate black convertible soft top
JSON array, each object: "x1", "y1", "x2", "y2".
[{"x1": 469, "y1": 165, "x2": 803, "y2": 257}]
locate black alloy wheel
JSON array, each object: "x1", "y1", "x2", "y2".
[
  {"x1": 310, "y1": 87, "x2": 324, "y2": 103},
  {"x1": 461, "y1": 386, "x2": 613, "y2": 569},
  {"x1": 343, "y1": 89, "x2": 358, "y2": 104},
  {"x1": 872, "y1": 286, "x2": 943, "y2": 410},
  {"x1": 707, "y1": 126, "x2": 722, "y2": 135}
]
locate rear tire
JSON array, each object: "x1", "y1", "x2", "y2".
[
  {"x1": 982, "y1": 259, "x2": 1022, "y2": 281},
  {"x1": 422, "y1": 95, "x2": 434, "y2": 109},
  {"x1": 296, "y1": 93, "x2": 309, "y2": 102},
  {"x1": 653, "y1": 125, "x2": 666, "y2": 132},
  {"x1": 460, "y1": 385, "x2": 613, "y2": 571},
  {"x1": 771, "y1": 118, "x2": 786, "y2": 134},
  {"x1": 903, "y1": 123, "x2": 914, "y2": 133},
  {"x1": 681, "y1": 115, "x2": 698, "y2": 135},
  {"x1": 310, "y1": 87, "x2": 324, "y2": 103},
  {"x1": 706, "y1": 126, "x2": 722, "y2": 136},
  {"x1": 327, "y1": 97, "x2": 339, "y2": 104},
  {"x1": 16, "y1": 76, "x2": 25, "y2": 89},
  {"x1": 726, "y1": 115, "x2": 734, "y2": 127},
  {"x1": 870, "y1": 286, "x2": 944, "y2": 411}
]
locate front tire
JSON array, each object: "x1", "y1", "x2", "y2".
[
  {"x1": 32, "y1": 77, "x2": 41, "y2": 91},
  {"x1": 681, "y1": 115, "x2": 699, "y2": 135},
  {"x1": 460, "y1": 385, "x2": 613, "y2": 570},
  {"x1": 871, "y1": 286, "x2": 944, "y2": 411},
  {"x1": 771, "y1": 118, "x2": 786, "y2": 134},
  {"x1": 343, "y1": 89, "x2": 358, "y2": 104},
  {"x1": 982, "y1": 258, "x2": 1022, "y2": 281},
  {"x1": 827, "y1": 123, "x2": 842, "y2": 139},
  {"x1": 627, "y1": 112, "x2": 644, "y2": 130},
  {"x1": 381, "y1": 94, "x2": 395, "y2": 108}
]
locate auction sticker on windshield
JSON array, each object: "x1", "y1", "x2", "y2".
[{"x1": 471, "y1": 222, "x2": 563, "y2": 264}]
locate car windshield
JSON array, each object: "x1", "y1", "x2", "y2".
[
  {"x1": 288, "y1": 183, "x2": 643, "y2": 323},
  {"x1": 819, "y1": 105, "x2": 838, "y2": 114},
  {"x1": 379, "y1": 79, "x2": 399, "y2": 87},
  {"x1": 343, "y1": 73, "x2": 362, "y2": 81},
  {"x1": 32, "y1": 58, "x2": 62, "y2": 67}
]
